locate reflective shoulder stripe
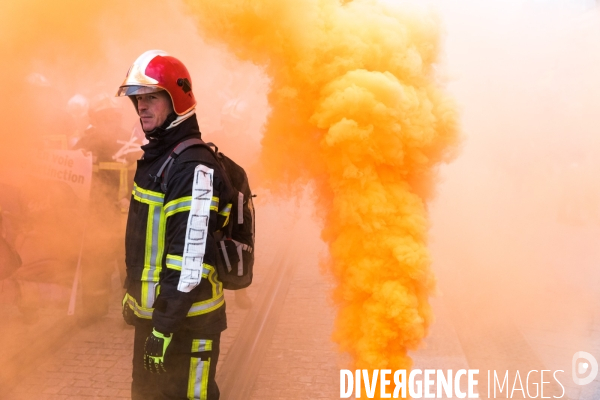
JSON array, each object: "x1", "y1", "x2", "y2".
[
  {"x1": 132, "y1": 182, "x2": 165, "y2": 205},
  {"x1": 178, "y1": 164, "x2": 214, "y2": 293},
  {"x1": 164, "y1": 196, "x2": 192, "y2": 218}
]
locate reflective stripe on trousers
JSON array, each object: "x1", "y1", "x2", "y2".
[
  {"x1": 188, "y1": 339, "x2": 212, "y2": 399},
  {"x1": 131, "y1": 323, "x2": 221, "y2": 400}
]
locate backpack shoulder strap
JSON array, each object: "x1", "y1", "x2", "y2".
[{"x1": 154, "y1": 138, "x2": 214, "y2": 192}]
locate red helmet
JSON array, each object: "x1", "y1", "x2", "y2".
[{"x1": 116, "y1": 50, "x2": 196, "y2": 115}]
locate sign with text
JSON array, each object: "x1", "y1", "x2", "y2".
[{"x1": 32, "y1": 149, "x2": 93, "y2": 202}]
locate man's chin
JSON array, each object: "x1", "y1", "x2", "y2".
[{"x1": 141, "y1": 122, "x2": 157, "y2": 131}]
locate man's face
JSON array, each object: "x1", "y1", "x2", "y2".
[{"x1": 136, "y1": 91, "x2": 173, "y2": 131}]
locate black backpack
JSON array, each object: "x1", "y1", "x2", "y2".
[{"x1": 156, "y1": 138, "x2": 255, "y2": 290}]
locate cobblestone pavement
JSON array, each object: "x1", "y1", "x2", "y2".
[
  {"x1": 6, "y1": 311, "x2": 134, "y2": 400},
  {"x1": 4, "y1": 289, "x2": 257, "y2": 400},
  {"x1": 4, "y1": 199, "x2": 328, "y2": 400},
  {"x1": 0, "y1": 288, "x2": 75, "y2": 397},
  {"x1": 248, "y1": 220, "x2": 339, "y2": 400},
  {"x1": 4, "y1": 281, "x2": 266, "y2": 399},
  {"x1": 7, "y1": 197, "x2": 597, "y2": 400}
]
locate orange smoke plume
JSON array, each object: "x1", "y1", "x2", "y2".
[{"x1": 185, "y1": 0, "x2": 460, "y2": 382}]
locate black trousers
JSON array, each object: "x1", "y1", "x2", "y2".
[{"x1": 132, "y1": 321, "x2": 221, "y2": 400}]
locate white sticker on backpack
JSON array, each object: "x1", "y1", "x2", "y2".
[
  {"x1": 178, "y1": 164, "x2": 214, "y2": 292},
  {"x1": 238, "y1": 192, "x2": 244, "y2": 224}
]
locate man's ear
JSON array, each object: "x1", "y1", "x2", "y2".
[{"x1": 162, "y1": 91, "x2": 175, "y2": 114}]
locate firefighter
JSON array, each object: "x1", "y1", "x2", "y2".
[{"x1": 118, "y1": 50, "x2": 233, "y2": 400}]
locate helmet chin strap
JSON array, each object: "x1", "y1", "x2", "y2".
[
  {"x1": 166, "y1": 109, "x2": 196, "y2": 129},
  {"x1": 142, "y1": 109, "x2": 197, "y2": 140},
  {"x1": 143, "y1": 112, "x2": 178, "y2": 140}
]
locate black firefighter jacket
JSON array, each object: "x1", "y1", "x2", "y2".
[{"x1": 124, "y1": 114, "x2": 233, "y2": 334}]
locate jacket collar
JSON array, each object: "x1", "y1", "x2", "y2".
[
  {"x1": 166, "y1": 109, "x2": 196, "y2": 130},
  {"x1": 141, "y1": 111, "x2": 201, "y2": 161}
]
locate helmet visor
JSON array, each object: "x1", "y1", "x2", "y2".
[{"x1": 116, "y1": 85, "x2": 163, "y2": 97}]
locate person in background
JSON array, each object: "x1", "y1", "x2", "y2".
[
  {"x1": 0, "y1": 205, "x2": 21, "y2": 281},
  {"x1": 73, "y1": 94, "x2": 130, "y2": 325}
]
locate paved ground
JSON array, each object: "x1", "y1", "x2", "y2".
[
  {"x1": 247, "y1": 217, "x2": 338, "y2": 400},
  {"x1": 3, "y1": 198, "x2": 347, "y2": 400},
  {"x1": 4, "y1": 288, "x2": 264, "y2": 400},
  {"x1": 6, "y1": 312, "x2": 133, "y2": 400},
  {"x1": 5, "y1": 268, "x2": 599, "y2": 400},
  {"x1": 3, "y1": 270, "x2": 266, "y2": 400},
  {"x1": 4, "y1": 197, "x2": 600, "y2": 399}
]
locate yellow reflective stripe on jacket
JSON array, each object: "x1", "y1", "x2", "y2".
[
  {"x1": 219, "y1": 202, "x2": 232, "y2": 228},
  {"x1": 164, "y1": 197, "x2": 192, "y2": 218},
  {"x1": 207, "y1": 264, "x2": 223, "y2": 298},
  {"x1": 125, "y1": 293, "x2": 153, "y2": 319},
  {"x1": 133, "y1": 182, "x2": 166, "y2": 293},
  {"x1": 129, "y1": 258, "x2": 224, "y2": 319},
  {"x1": 164, "y1": 196, "x2": 219, "y2": 218},
  {"x1": 132, "y1": 182, "x2": 165, "y2": 205},
  {"x1": 165, "y1": 254, "x2": 183, "y2": 271},
  {"x1": 187, "y1": 292, "x2": 224, "y2": 317},
  {"x1": 130, "y1": 182, "x2": 224, "y2": 318},
  {"x1": 142, "y1": 204, "x2": 166, "y2": 284},
  {"x1": 218, "y1": 203, "x2": 232, "y2": 217},
  {"x1": 188, "y1": 265, "x2": 224, "y2": 316},
  {"x1": 126, "y1": 289, "x2": 224, "y2": 319},
  {"x1": 210, "y1": 197, "x2": 219, "y2": 212},
  {"x1": 140, "y1": 281, "x2": 158, "y2": 310},
  {"x1": 166, "y1": 254, "x2": 212, "y2": 278}
]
